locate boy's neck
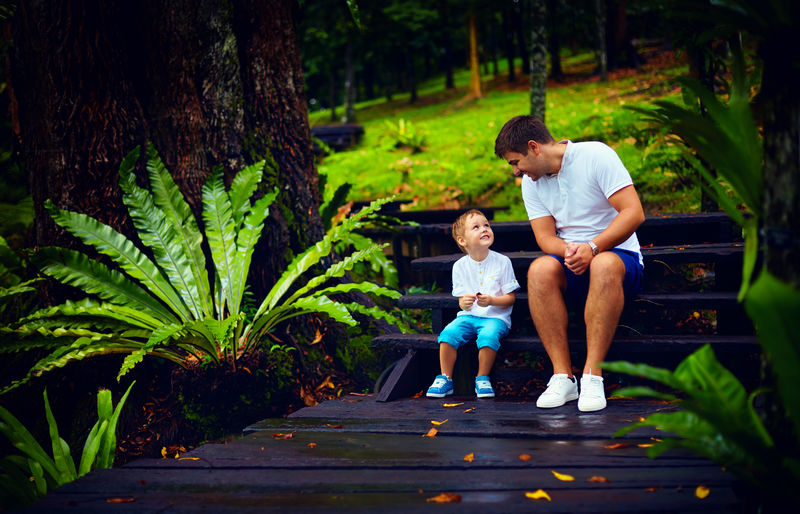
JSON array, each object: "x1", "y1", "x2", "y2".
[{"x1": 467, "y1": 247, "x2": 490, "y2": 262}]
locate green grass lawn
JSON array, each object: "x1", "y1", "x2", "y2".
[{"x1": 313, "y1": 50, "x2": 698, "y2": 221}]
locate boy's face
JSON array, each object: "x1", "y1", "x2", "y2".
[{"x1": 457, "y1": 213, "x2": 493, "y2": 252}]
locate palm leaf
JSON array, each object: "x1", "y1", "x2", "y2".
[
  {"x1": 145, "y1": 144, "x2": 213, "y2": 317},
  {"x1": 202, "y1": 168, "x2": 237, "y2": 317},
  {"x1": 33, "y1": 247, "x2": 177, "y2": 324},
  {"x1": 119, "y1": 149, "x2": 205, "y2": 319},
  {"x1": 44, "y1": 201, "x2": 191, "y2": 321}
]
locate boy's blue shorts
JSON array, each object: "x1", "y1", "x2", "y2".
[
  {"x1": 545, "y1": 249, "x2": 643, "y2": 307},
  {"x1": 438, "y1": 315, "x2": 509, "y2": 352}
]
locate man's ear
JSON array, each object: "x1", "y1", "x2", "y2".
[{"x1": 527, "y1": 140, "x2": 540, "y2": 155}]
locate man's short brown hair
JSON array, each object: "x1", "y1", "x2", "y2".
[
  {"x1": 494, "y1": 115, "x2": 555, "y2": 158},
  {"x1": 452, "y1": 209, "x2": 486, "y2": 253}
]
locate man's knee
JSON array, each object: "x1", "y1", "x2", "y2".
[
  {"x1": 589, "y1": 253, "x2": 625, "y2": 286},
  {"x1": 528, "y1": 256, "x2": 565, "y2": 292}
]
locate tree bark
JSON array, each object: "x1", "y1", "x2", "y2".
[
  {"x1": 468, "y1": 14, "x2": 482, "y2": 98},
  {"x1": 595, "y1": 0, "x2": 608, "y2": 81},
  {"x1": 343, "y1": 38, "x2": 356, "y2": 122},
  {"x1": 513, "y1": 1, "x2": 529, "y2": 75},
  {"x1": 761, "y1": 38, "x2": 800, "y2": 287},
  {"x1": 502, "y1": 5, "x2": 515, "y2": 82},
  {"x1": 529, "y1": 0, "x2": 547, "y2": 121},
  {"x1": 547, "y1": 0, "x2": 564, "y2": 81},
  {"x1": 10, "y1": 0, "x2": 323, "y2": 302}
]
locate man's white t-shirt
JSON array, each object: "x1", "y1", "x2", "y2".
[
  {"x1": 451, "y1": 250, "x2": 520, "y2": 327},
  {"x1": 521, "y1": 140, "x2": 643, "y2": 265}
]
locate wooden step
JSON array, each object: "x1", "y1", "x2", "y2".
[
  {"x1": 409, "y1": 243, "x2": 745, "y2": 273},
  {"x1": 373, "y1": 333, "x2": 757, "y2": 354},
  {"x1": 396, "y1": 291, "x2": 741, "y2": 310}
]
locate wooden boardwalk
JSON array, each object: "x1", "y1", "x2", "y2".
[{"x1": 26, "y1": 394, "x2": 743, "y2": 513}]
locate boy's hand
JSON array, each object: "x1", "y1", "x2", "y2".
[
  {"x1": 459, "y1": 294, "x2": 476, "y2": 310},
  {"x1": 476, "y1": 293, "x2": 492, "y2": 307}
]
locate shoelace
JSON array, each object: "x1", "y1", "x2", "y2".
[
  {"x1": 476, "y1": 379, "x2": 491, "y2": 389},
  {"x1": 432, "y1": 378, "x2": 448, "y2": 387}
]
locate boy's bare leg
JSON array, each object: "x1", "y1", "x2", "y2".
[
  {"x1": 439, "y1": 342, "x2": 458, "y2": 378},
  {"x1": 528, "y1": 257, "x2": 572, "y2": 376},
  {"x1": 477, "y1": 347, "x2": 497, "y2": 377},
  {"x1": 583, "y1": 253, "x2": 626, "y2": 376}
]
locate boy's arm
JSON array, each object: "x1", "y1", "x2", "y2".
[
  {"x1": 476, "y1": 291, "x2": 515, "y2": 308},
  {"x1": 459, "y1": 294, "x2": 477, "y2": 310}
]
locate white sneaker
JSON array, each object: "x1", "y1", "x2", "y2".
[
  {"x1": 578, "y1": 374, "x2": 607, "y2": 412},
  {"x1": 536, "y1": 374, "x2": 578, "y2": 408}
]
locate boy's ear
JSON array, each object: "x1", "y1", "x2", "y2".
[{"x1": 456, "y1": 235, "x2": 466, "y2": 249}]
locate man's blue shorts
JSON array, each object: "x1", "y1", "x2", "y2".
[
  {"x1": 545, "y1": 248, "x2": 643, "y2": 308},
  {"x1": 438, "y1": 315, "x2": 509, "y2": 352}
]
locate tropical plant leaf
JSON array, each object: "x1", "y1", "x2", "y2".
[
  {"x1": 18, "y1": 298, "x2": 165, "y2": 332},
  {"x1": 231, "y1": 188, "x2": 278, "y2": 316},
  {"x1": 96, "y1": 381, "x2": 134, "y2": 469},
  {"x1": 33, "y1": 248, "x2": 177, "y2": 324},
  {"x1": 202, "y1": 167, "x2": 237, "y2": 316},
  {"x1": 145, "y1": 144, "x2": 213, "y2": 317},
  {"x1": 339, "y1": 301, "x2": 412, "y2": 333},
  {"x1": 601, "y1": 360, "x2": 686, "y2": 391},
  {"x1": 0, "y1": 406, "x2": 59, "y2": 482},
  {"x1": 44, "y1": 201, "x2": 191, "y2": 321},
  {"x1": 251, "y1": 296, "x2": 356, "y2": 336},
  {"x1": 78, "y1": 418, "x2": 107, "y2": 477},
  {"x1": 311, "y1": 281, "x2": 402, "y2": 300},
  {"x1": 117, "y1": 324, "x2": 184, "y2": 379},
  {"x1": 228, "y1": 160, "x2": 266, "y2": 229},
  {"x1": 43, "y1": 390, "x2": 77, "y2": 482},
  {"x1": 119, "y1": 150, "x2": 205, "y2": 319}
]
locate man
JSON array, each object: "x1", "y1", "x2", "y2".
[{"x1": 494, "y1": 115, "x2": 645, "y2": 412}]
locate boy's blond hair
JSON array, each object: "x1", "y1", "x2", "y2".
[{"x1": 452, "y1": 209, "x2": 487, "y2": 253}]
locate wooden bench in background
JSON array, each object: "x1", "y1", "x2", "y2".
[
  {"x1": 369, "y1": 212, "x2": 757, "y2": 401},
  {"x1": 311, "y1": 123, "x2": 364, "y2": 153}
]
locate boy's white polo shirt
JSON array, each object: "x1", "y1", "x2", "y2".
[
  {"x1": 521, "y1": 140, "x2": 642, "y2": 265},
  {"x1": 451, "y1": 250, "x2": 520, "y2": 327}
]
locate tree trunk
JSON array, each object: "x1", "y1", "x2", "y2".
[
  {"x1": 328, "y1": 65, "x2": 338, "y2": 122},
  {"x1": 502, "y1": 5, "x2": 515, "y2": 82},
  {"x1": 761, "y1": 39, "x2": 800, "y2": 287},
  {"x1": 469, "y1": 14, "x2": 482, "y2": 98},
  {"x1": 406, "y1": 50, "x2": 418, "y2": 104},
  {"x1": 547, "y1": 0, "x2": 564, "y2": 81},
  {"x1": 529, "y1": 0, "x2": 547, "y2": 121},
  {"x1": 10, "y1": 0, "x2": 323, "y2": 302},
  {"x1": 595, "y1": 0, "x2": 608, "y2": 81},
  {"x1": 343, "y1": 38, "x2": 356, "y2": 122},
  {"x1": 514, "y1": 1, "x2": 529, "y2": 75}
]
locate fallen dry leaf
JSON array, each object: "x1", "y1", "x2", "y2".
[
  {"x1": 464, "y1": 452, "x2": 474, "y2": 462},
  {"x1": 315, "y1": 376, "x2": 335, "y2": 392},
  {"x1": 551, "y1": 470, "x2": 574, "y2": 481},
  {"x1": 426, "y1": 493, "x2": 461, "y2": 503},
  {"x1": 272, "y1": 432, "x2": 295, "y2": 439},
  {"x1": 518, "y1": 454, "x2": 532, "y2": 461},
  {"x1": 106, "y1": 497, "x2": 136, "y2": 503},
  {"x1": 412, "y1": 391, "x2": 424, "y2": 399},
  {"x1": 463, "y1": 407, "x2": 476, "y2": 413},
  {"x1": 310, "y1": 328, "x2": 323, "y2": 345},
  {"x1": 327, "y1": 424, "x2": 343, "y2": 429},
  {"x1": 160, "y1": 447, "x2": 167, "y2": 458},
  {"x1": 695, "y1": 485, "x2": 710, "y2": 499},
  {"x1": 442, "y1": 402, "x2": 464, "y2": 407},
  {"x1": 349, "y1": 392, "x2": 367, "y2": 396},
  {"x1": 307, "y1": 443, "x2": 317, "y2": 448},
  {"x1": 178, "y1": 457, "x2": 199, "y2": 461},
  {"x1": 431, "y1": 419, "x2": 448, "y2": 426},
  {"x1": 588, "y1": 476, "x2": 611, "y2": 483},
  {"x1": 637, "y1": 443, "x2": 654, "y2": 448},
  {"x1": 423, "y1": 428, "x2": 438, "y2": 438},
  {"x1": 604, "y1": 443, "x2": 630, "y2": 450},
  {"x1": 645, "y1": 486, "x2": 660, "y2": 493},
  {"x1": 525, "y1": 489, "x2": 551, "y2": 502}
]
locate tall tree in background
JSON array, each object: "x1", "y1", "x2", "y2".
[
  {"x1": 595, "y1": 0, "x2": 609, "y2": 81},
  {"x1": 9, "y1": 0, "x2": 322, "y2": 301},
  {"x1": 547, "y1": 0, "x2": 564, "y2": 81},
  {"x1": 468, "y1": 12, "x2": 482, "y2": 98},
  {"x1": 529, "y1": 0, "x2": 547, "y2": 120}
]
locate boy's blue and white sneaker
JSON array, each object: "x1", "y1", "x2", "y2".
[
  {"x1": 475, "y1": 375, "x2": 495, "y2": 398},
  {"x1": 426, "y1": 375, "x2": 454, "y2": 398}
]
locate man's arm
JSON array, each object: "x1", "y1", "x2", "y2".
[
  {"x1": 591, "y1": 185, "x2": 645, "y2": 252},
  {"x1": 530, "y1": 216, "x2": 568, "y2": 256},
  {"x1": 564, "y1": 184, "x2": 645, "y2": 275}
]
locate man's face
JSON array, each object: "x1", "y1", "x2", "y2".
[
  {"x1": 503, "y1": 141, "x2": 548, "y2": 181},
  {"x1": 457, "y1": 213, "x2": 494, "y2": 252}
]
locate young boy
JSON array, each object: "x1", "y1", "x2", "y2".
[{"x1": 426, "y1": 209, "x2": 520, "y2": 398}]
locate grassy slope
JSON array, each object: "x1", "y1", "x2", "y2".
[{"x1": 313, "y1": 50, "x2": 696, "y2": 221}]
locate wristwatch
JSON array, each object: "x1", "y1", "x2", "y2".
[{"x1": 588, "y1": 240, "x2": 599, "y2": 256}]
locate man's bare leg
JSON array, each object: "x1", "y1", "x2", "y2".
[
  {"x1": 528, "y1": 256, "x2": 572, "y2": 376},
  {"x1": 583, "y1": 252, "x2": 626, "y2": 376}
]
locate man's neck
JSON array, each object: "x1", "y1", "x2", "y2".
[{"x1": 547, "y1": 140, "x2": 568, "y2": 176}]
